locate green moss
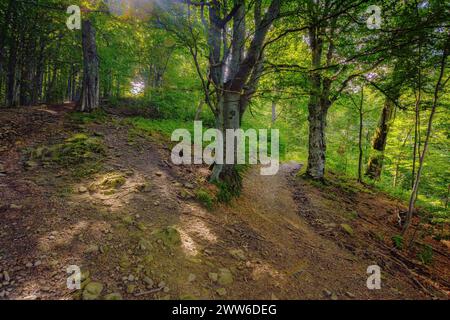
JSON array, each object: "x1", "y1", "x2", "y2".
[
  {"x1": 89, "y1": 172, "x2": 126, "y2": 194},
  {"x1": 417, "y1": 244, "x2": 433, "y2": 265},
  {"x1": 340, "y1": 223, "x2": 354, "y2": 236},
  {"x1": 195, "y1": 188, "x2": 214, "y2": 210},
  {"x1": 153, "y1": 226, "x2": 181, "y2": 247},
  {"x1": 215, "y1": 180, "x2": 241, "y2": 203},
  {"x1": 28, "y1": 133, "x2": 105, "y2": 178},
  {"x1": 68, "y1": 109, "x2": 107, "y2": 124},
  {"x1": 392, "y1": 234, "x2": 404, "y2": 250}
]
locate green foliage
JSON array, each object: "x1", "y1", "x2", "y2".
[
  {"x1": 417, "y1": 244, "x2": 433, "y2": 265},
  {"x1": 392, "y1": 235, "x2": 404, "y2": 250},
  {"x1": 195, "y1": 188, "x2": 214, "y2": 210},
  {"x1": 129, "y1": 117, "x2": 194, "y2": 138},
  {"x1": 215, "y1": 180, "x2": 240, "y2": 203},
  {"x1": 68, "y1": 110, "x2": 108, "y2": 124}
]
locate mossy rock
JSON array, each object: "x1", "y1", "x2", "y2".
[
  {"x1": 119, "y1": 255, "x2": 132, "y2": 269},
  {"x1": 104, "y1": 292, "x2": 122, "y2": 300},
  {"x1": 340, "y1": 223, "x2": 354, "y2": 236},
  {"x1": 31, "y1": 146, "x2": 51, "y2": 159},
  {"x1": 217, "y1": 268, "x2": 233, "y2": 286},
  {"x1": 143, "y1": 254, "x2": 154, "y2": 265},
  {"x1": 126, "y1": 284, "x2": 136, "y2": 294},
  {"x1": 153, "y1": 226, "x2": 181, "y2": 247},
  {"x1": 53, "y1": 134, "x2": 105, "y2": 165},
  {"x1": 216, "y1": 288, "x2": 227, "y2": 296},
  {"x1": 28, "y1": 133, "x2": 105, "y2": 173},
  {"x1": 82, "y1": 282, "x2": 104, "y2": 300},
  {"x1": 89, "y1": 172, "x2": 126, "y2": 194},
  {"x1": 136, "y1": 182, "x2": 152, "y2": 193},
  {"x1": 121, "y1": 215, "x2": 134, "y2": 225}
]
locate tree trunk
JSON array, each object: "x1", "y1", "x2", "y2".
[
  {"x1": 365, "y1": 94, "x2": 399, "y2": 179},
  {"x1": 272, "y1": 100, "x2": 277, "y2": 123},
  {"x1": 78, "y1": 20, "x2": 99, "y2": 112},
  {"x1": 6, "y1": 34, "x2": 17, "y2": 107},
  {"x1": 210, "y1": 91, "x2": 242, "y2": 190},
  {"x1": 307, "y1": 99, "x2": 329, "y2": 180},
  {"x1": 403, "y1": 43, "x2": 448, "y2": 233},
  {"x1": 357, "y1": 89, "x2": 364, "y2": 183},
  {"x1": 194, "y1": 100, "x2": 204, "y2": 121}
]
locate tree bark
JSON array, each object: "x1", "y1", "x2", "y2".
[
  {"x1": 305, "y1": 23, "x2": 332, "y2": 180},
  {"x1": 365, "y1": 93, "x2": 399, "y2": 179},
  {"x1": 357, "y1": 87, "x2": 364, "y2": 183},
  {"x1": 78, "y1": 20, "x2": 99, "y2": 112},
  {"x1": 366, "y1": 63, "x2": 402, "y2": 180}
]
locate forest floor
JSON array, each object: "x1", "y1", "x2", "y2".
[{"x1": 0, "y1": 103, "x2": 449, "y2": 300}]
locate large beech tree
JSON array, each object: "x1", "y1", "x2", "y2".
[{"x1": 159, "y1": 0, "x2": 282, "y2": 189}]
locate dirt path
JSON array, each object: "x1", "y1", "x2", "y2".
[{"x1": 0, "y1": 105, "x2": 447, "y2": 300}]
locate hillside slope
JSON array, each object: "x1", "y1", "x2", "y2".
[{"x1": 0, "y1": 104, "x2": 448, "y2": 300}]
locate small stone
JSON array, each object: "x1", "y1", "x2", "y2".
[
  {"x1": 126, "y1": 284, "x2": 136, "y2": 294},
  {"x1": 155, "y1": 171, "x2": 163, "y2": 177},
  {"x1": 346, "y1": 291, "x2": 355, "y2": 298},
  {"x1": 26, "y1": 262, "x2": 33, "y2": 268},
  {"x1": 143, "y1": 277, "x2": 154, "y2": 287},
  {"x1": 78, "y1": 186, "x2": 88, "y2": 194},
  {"x1": 229, "y1": 249, "x2": 246, "y2": 260},
  {"x1": 188, "y1": 274, "x2": 196, "y2": 282},
  {"x1": 154, "y1": 201, "x2": 160, "y2": 206},
  {"x1": 218, "y1": 268, "x2": 233, "y2": 286},
  {"x1": 208, "y1": 272, "x2": 218, "y2": 282},
  {"x1": 10, "y1": 204, "x2": 23, "y2": 210},
  {"x1": 25, "y1": 161, "x2": 38, "y2": 169},
  {"x1": 323, "y1": 289, "x2": 332, "y2": 297},
  {"x1": 216, "y1": 288, "x2": 227, "y2": 296},
  {"x1": 128, "y1": 274, "x2": 135, "y2": 282},
  {"x1": 85, "y1": 244, "x2": 99, "y2": 254},
  {"x1": 34, "y1": 260, "x2": 42, "y2": 267}
]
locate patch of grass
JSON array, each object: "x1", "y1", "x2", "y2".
[
  {"x1": 68, "y1": 109, "x2": 107, "y2": 124},
  {"x1": 345, "y1": 211, "x2": 359, "y2": 220},
  {"x1": 215, "y1": 181, "x2": 240, "y2": 203},
  {"x1": 195, "y1": 188, "x2": 214, "y2": 210},
  {"x1": 392, "y1": 234, "x2": 404, "y2": 250},
  {"x1": 417, "y1": 244, "x2": 433, "y2": 265},
  {"x1": 128, "y1": 117, "x2": 194, "y2": 138}
]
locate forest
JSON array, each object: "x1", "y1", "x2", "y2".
[{"x1": 0, "y1": 0, "x2": 449, "y2": 302}]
